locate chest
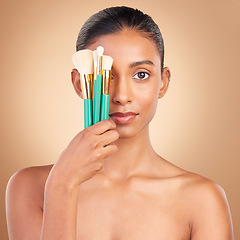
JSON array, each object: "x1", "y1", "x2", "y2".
[{"x1": 76, "y1": 184, "x2": 191, "y2": 240}]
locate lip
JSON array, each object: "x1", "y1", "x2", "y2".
[{"x1": 109, "y1": 112, "x2": 138, "y2": 124}]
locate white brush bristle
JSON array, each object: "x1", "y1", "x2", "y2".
[
  {"x1": 102, "y1": 55, "x2": 113, "y2": 70},
  {"x1": 93, "y1": 50, "x2": 97, "y2": 62},
  {"x1": 72, "y1": 49, "x2": 93, "y2": 74},
  {"x1": 97, "y1": 46, "x2": 104, "y2": 56}
]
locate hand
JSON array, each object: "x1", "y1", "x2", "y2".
[{"x1": 48, "y1": 119, "x2": 119, "y2": 188}]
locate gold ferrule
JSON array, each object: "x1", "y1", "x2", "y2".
[
  {"x1": 102, "y1": 70, "x2": 111, "y2": 95},
  {"x1": 97, "y1": 56, "x2": 103, "y2": 75},
  {"x1": 80, "y1": 74, "x2": 93, "y2": 99}
]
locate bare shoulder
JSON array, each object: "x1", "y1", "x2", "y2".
[
  {"x1": 179, "y1": 171, "x2": 225, "y2": 196},
  {"x1": 6, "y1": 164, "x2": 53, "y2": 205},
  {"x1": 7, "y1": 164, "x2": 53, "y2": 188},
  {"x1": 6, "y1": 165, "x2": 54, "y2": 239},
  {"x1": 161, "y1": 160, "x2": 229, "y2": 203},
  {"x1": 178, "y1": 172, "x2": 233, "y2": 239},
  {"x1": 180, "y1": 172, "x2": 229, "y2": 209}
]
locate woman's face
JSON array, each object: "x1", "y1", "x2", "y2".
[{"x1": 87, "y1": 29, "x2": 169, "y2": 138}]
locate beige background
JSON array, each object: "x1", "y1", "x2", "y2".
[{"x1": 1, "y1": 0, "x2": 239, "y2": 239}]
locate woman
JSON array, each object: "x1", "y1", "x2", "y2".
[{"x1": 6, "y1": 6, "x2": 233, "y2": 240}]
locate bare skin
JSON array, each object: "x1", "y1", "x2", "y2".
[{"x1": 6, "y1": 29, "x2": 233, "y2": 240}]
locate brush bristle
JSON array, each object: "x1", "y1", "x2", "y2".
[
  {"x1": 97, "y1": 46, "x2": 104, "y2": 56},
  {"x1": 93, "y1": 50, "x2": 97, "y2": 62},
  {"x1": 102, "y1": 55, "x2": 113, "y2": 70},
  {"x1": 72, "y1": 50, "x2": 93, "y2": 74}
]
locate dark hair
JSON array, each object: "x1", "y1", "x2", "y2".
[{"x1": 76, "y1": 6, "x2": 164, "y2": 72}]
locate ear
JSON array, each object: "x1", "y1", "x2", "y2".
[
  {"x1": 158, "y1": 67, "x2": 171, "y2": 99},
  {"x1": 71, "y1": 68, "x2": 83, "y2": 99}
]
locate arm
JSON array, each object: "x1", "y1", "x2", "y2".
[
  {"x1": 6, "y1": 168, "x2": 44, "y2": 240},
  {"x1": 6, "y1": 119, "x2": 119, "y2": 240},
  {"x1": 6, "y1": 167, "x2": 81, "y2": 240},
  {"x1": 190, "y1": 181, "x2": 233, "y2": 239},
  {"x1": 40, "y1": 174, "x2": 79, "y2": 240}
]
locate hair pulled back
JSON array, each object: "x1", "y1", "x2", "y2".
[{"x1": 76, "y1": 6, "x2": 164, "y2": 72}]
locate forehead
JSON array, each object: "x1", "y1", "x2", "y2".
[{"x1": 87, "y1": 29, "x2": 161, "y2": 67}]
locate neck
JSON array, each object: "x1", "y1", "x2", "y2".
[{"x1": 102, "y1": 125, "x2": 157, "y2": 180}]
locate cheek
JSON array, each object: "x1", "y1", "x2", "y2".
[{"x1": 135, "y1": 84, "x2": 160, "y2": 117}]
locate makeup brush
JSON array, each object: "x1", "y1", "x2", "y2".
[
  {"x1": 101, "y1": 55, "x2": 113, "y2": 121},
  {"x1": 93, "y1": 46, "x2": 104, "y2": 124},
  {"x1": 92, "y1": 50, "x2": 97, "y2": 121},
  {"x1": 72, "y1": 49, "x2": 94, "y2": 128},
  {"x1": 93, "y1": 50, "x2": 97, "y2": 82}
]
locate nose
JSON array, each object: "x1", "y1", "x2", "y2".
[{"x1": 111, "y1": 76, "x2": 133, "y2": 106}]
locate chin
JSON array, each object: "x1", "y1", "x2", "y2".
[
  {"x1": 116, "y1": 127, "x2": 135, "y2": 139},
  {"x1": 115, "y1": 122, "x2": 149, "y2": 139}
]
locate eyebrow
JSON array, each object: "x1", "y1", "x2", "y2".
[{"x1": 129, "y1": 60, "x2": 155, "y2": 68}]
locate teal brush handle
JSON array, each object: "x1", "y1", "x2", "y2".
[
  {"x1": 84, "y1": 98, "x2": 93, "y2": 129},
  {"x1": 101, "y1": 94, "x2": 109, "y2": 121},
  {"x1": 93, "y1": 75, "x2": 102, "y2": 124}
]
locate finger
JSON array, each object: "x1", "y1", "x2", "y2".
[
  {"x1": 101, "y1": 144, "x2": 118, "y2": 159},
  {"x1": 87, "y1": 119, "x2": 116, "y2": 135},
  {"x1": 97, "y1": 129, "x2": 119, "y2": 147}
]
